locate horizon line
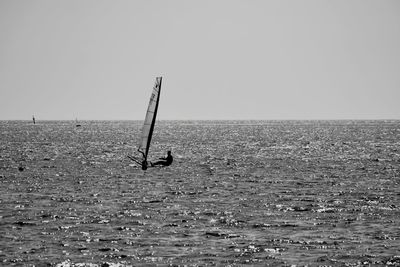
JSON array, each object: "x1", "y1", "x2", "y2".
[{"x1": 1, "y1": 118, "x2": 399, "y2": 122}]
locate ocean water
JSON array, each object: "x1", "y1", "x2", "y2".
[{"x1": 0, "y1": 120, "x2": 399, "y2": 266}]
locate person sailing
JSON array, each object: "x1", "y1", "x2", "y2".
[{"x1": 151, "y1": 150, "x2": 173, "y2": 167}]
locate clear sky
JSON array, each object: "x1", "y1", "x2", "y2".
[{"x1": 1, "y1": 0, "x2": 399, "y2": 120}]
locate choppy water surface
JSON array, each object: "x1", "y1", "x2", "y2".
[{"x1": 1, "y1": 120, "x2": 399, "y2": 266}]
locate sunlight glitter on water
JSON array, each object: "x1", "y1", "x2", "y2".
[{"x1": 0, "y1": 120, "x2": 400, "y2": 266}]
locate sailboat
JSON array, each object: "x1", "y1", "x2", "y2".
[
  {"x1": 128, "y1": 77, "x2": 162, "y2": 170},
  {"x1": 75, "y1": 118, "x2": 81, "y2": 127}
]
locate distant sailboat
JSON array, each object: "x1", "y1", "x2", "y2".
[
  {"x1": 128, "y1": 77, "x2": 162, "y2": 170},
  {"x1": 32, "y1": 115, "x2": 35, "y2": 124},
  {"x1": 75, "y1": 118, "x2": 81, "y2": 127}
]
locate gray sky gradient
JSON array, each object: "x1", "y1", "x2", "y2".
[{"x1": 1, "y1": 0, "x2": 399, "y2": 120}]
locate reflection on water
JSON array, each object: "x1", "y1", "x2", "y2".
[{"x1": 0, "y1": 120, "x2": 399, "y2": 266}]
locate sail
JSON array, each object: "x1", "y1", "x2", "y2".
[{"x1": 138, "y1": 77, "x2": 162, "y2": 160}]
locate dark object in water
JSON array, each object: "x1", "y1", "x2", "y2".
[
  {"x1": 18, "y1": 166, "x2": 24, "y2": 172},
  {"x1": 14, "y1": 221, "x2": 36, "y2": 226},
  {"x1": 75, "y1": 118, "x2": 81, "y2": 127},
  {"x1": 142, "y1": 160, "x2": 148, "y2": 170}
]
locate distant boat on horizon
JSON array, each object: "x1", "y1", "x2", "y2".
[
  {"x1": 75, "y1": 118, "x2": 81, "y2": 127},
  {"x1": 32, "y1": 115, "x2": 35, "y2": 124}
]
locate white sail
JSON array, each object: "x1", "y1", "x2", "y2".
[{"x1": 138, "y1": 77, "x2": 162, "y2": 160}]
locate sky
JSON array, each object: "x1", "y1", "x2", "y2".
[{"x1": 1, "y1": 0, "x2": 399, "y2": 120}]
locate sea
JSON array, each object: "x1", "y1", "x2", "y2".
[{"x1": 0, "y1": 120, "x2": 399, "y2": 266}]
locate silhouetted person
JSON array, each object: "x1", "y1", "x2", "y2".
[{"x1": 151, "y1": 150, "x2": 173, "y2": 167}]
